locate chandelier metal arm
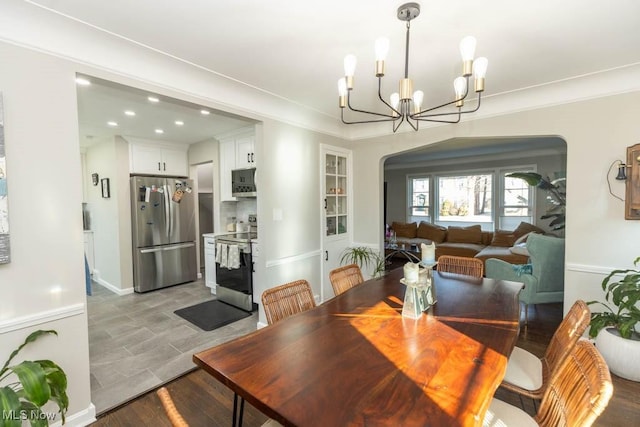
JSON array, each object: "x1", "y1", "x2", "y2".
[
  {"x1": 412, "y1": 77, "x2": 471, "y2": 117},
  {"x1": 340, "y1": 107, "x2": 398, "y2": 125},
  {"x1": 346, "y1": 88, "x2": 395, "y2": 119},
  {"x1": 376, "y1": 77, "x2": 401, "y2": 116},
  {"x1": 414, "y1": 92, "x2": 482, "y2": 120}
]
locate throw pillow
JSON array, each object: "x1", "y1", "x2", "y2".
[
  {"x1": 491, "y1": 230, "x2": 516, "y2": 247},
  {"x1": 392, "y1": 221, "x2": 417, "y2": 238},
  {"x1": 509, "y1": 243, "x2": 530, "y2": 255},
  {"x1": 416, "y1": 221, "x2": 447, "y2": 243},
  {"x1": 514, "y1": 231, "x2": 539, "y2": 245},
  {"x1": 513, "y1": 221, "x2": 545, "y2": 238},
  {"x1": 446, "y1": 224, "x2": 482, "y2": 244}
]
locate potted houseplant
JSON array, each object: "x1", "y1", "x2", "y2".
[
  {"x1": 507, "y1": 172, "x2": 566, "y2": 232},
  {"x1": 340, "y1": 246, "x2": 385, "y2": 278},
  {"x1": 587, "y1": 256, "x2": 640, "y2": 381},
  {"x1": 0, "y1": 329, "x2": 69, "y2": 425}
]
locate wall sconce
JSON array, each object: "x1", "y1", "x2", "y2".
[{"x1": 615, "y1": 161, "x2": 629, "y2": 181}]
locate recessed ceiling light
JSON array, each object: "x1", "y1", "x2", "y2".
[
  {"x1": 148, "y1": 96, "x2": 159, "y2": 103},
  {"x1": 124, "y1": 110, "x2": 136, "y2": 116},
  {"x1": 200, "y1": 109, "x2": 210, "y2": 115},
  {"x1": 155, "y1": 129, "x2": 164, "y2": 134},
  {"x1": 174, "y1": 120, "x2": 184, "y2": 126},
  {"x1": 107, "y1": 121, "x2": 118, "y2": 127},
  {"x1": 75, "y1": 77, "x2": 91, "y2": 86}
]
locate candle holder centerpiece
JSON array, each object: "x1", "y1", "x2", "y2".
[{"x1": 401, "y1": 261, "x2": 437, "y2": 318}]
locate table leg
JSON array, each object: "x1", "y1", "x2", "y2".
[{"x1": 232, "y1": 393, "x2": 245, "y2": 427}]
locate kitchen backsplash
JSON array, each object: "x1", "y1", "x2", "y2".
[{"x1": 221, "y1": 199, "x2": 256, "y2": 224}]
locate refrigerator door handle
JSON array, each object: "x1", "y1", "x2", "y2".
[
  {"x1": 164, "y1": 183, "x2": 171, "y2": 239},
  {"x1": 163, "y1": 242, "x2": 195, "y2": 251},
  {"x1": 140, "y1": 247, "x2": 163, "y2": 254}
]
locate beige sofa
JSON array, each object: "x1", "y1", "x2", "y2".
[{"x1": 389, "y1": 221, "x2": 545, "y2": 266}]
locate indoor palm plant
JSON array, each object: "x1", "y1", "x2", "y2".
[
  {"x1": 0, "y1": 330, "x2": 69, "y2": 426},
  {"x1": 587, "y1": 256, "x2": 640, "y2": 381},
  {"x1": 507, "y1": 172, "x2": 566, "y2": 231},
  {"x1": 340, "y1": 246, "x2": 385, "y2": 278}
]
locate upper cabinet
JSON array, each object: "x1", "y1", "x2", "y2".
[
  {"x1": 235, "y1": 135, "x2": 256, "y2": 168},
  {"x1": 218, "y1": 127, "x2": 256, "y2": 201},
  {"x1": 129, "y1": 139, "x2": 188, "y2": 177}
]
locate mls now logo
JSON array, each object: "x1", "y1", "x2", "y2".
[{"x1": 2, "y1": 410, "x2": 57, "y2": 422}]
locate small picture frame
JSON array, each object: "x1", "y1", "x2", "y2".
[
  {"x1": 101, "y1": 178, "x2": 110, "y2": 198},
  {"x1": 91, "y1": 173, "x2": 99, "y2": 186}
]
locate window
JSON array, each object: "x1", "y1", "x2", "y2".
[
  {"x1": 405, "y1": 165, "x2": 536, "y2": 231},
  {"x1": 408, "y1": 176, "x2": 429, "y2": 222},
  {"x1": 499, "y1": 168, "x2": 534, "y2": 229},
  {"x1": 437, "y1": 174, "x2": 492, "y2": 224}
]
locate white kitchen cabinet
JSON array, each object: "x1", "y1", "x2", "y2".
[
  {"x1": 235, "y1": 135, "x2": 256, "y2": 168},
  {"x1": 204, "y1": 235, "x2": 216, "y2": 293},
  {"x1": 219, "y1": 139, "x2": 237, "y2": 202},
  {"x1": 218, "y1": 127, "x2": 255, "y2": 201},
  {"x1": 130, "y1": 142, "x2": 188, "y2": 176}
]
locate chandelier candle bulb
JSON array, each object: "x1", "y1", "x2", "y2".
[
  {"x1": 473, "y1": 57, "x2": 488, "y2": 92},
  {"x1": 454, "y1": 77, "x2": 467, "y2": 107},
  {"x1": 344, "y1": 54, "x2": 357, "y2": 89}
]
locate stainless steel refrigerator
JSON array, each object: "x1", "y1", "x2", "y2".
[{"x1": 130, "y1": 176, "x2": 197, "y2": 292}]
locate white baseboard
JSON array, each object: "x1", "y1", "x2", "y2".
[
  {"x1": 93, "y1": 277, "x2": 134, "y2": 296},
  {"x1": 0, "y1": 303, "x2": 85, "y2": 334},
  {"x1": 257, "y1": 321, "x2": 268, "y2": 329},
  {"x1": 50, "y1": 403, "x2": 96, "y2": 427}
]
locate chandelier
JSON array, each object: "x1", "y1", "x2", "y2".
[{"x1": 338, "y1": 2, "x2": 488, "y2": 132}]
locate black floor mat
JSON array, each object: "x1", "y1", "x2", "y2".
[{"x1": 174, "y1": 299, "x2": 250, "y2": 331}]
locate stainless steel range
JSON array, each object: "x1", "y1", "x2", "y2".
[{"x1": 215, "y1": 231, "x2": 257, "y2": 312}]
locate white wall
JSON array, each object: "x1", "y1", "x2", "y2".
[
  {"x1": 0, "y1": 42, "x2": 94, "y2": 424},
  {"x1": 352, "y1": 91, "x2": 640, "y2": 316},
  {"x1": 85, "y1": 136, "x2": 133, "y2": 294},
  {"x1": 257, "y1": 120, "x2": 348, "y2": 324}
]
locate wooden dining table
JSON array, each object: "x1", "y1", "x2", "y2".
[{"x1": 193, "y1": 267, "x2": 523, "y2": 427}]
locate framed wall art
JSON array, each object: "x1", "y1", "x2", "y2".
[{"x1": 101, "y1": 178, "x2": 110, "y2": 198}]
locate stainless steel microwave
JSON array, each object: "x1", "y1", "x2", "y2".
[{"x1": 232, "y1": 167, "x2": 257, "y2": 197}]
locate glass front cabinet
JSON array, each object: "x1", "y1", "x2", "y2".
[{"x1": 325, "y1": 153, "x2": 348, "y2": 237}]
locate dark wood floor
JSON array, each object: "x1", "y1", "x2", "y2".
[{"x1": 92, "y1": 302, "x2": 640, "y2": 426}]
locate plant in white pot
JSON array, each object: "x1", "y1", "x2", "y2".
[{"x1": 588, "y1": 256, "x2": 640, "y2": 381}]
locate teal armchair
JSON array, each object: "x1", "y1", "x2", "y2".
[{"x1": 485, "y1": 233, "x2": 565, "y2": 324}]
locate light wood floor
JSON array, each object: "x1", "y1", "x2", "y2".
[{"x1": 92, "y1": 302, "x2": 640, "y2": 426}]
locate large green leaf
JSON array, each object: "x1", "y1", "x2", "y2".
[
  {"x1": 10, "y1": 362, "x2": 50, "y2": 407},
  {"x1": 506, "y1": 172, "x2": 543, "y2": 187},
  {"x1": 0, "y1": 331, "x2": 57, "y2": 377},
  {"x1": 0, "y1": 386, "x2": 22, "y2": 427},
  {"x1": 35, "y1": 361, "x2": 68, "y2": 423}
]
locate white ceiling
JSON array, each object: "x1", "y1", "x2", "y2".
[
  {"x1": 76, "y1": 75, "x2": 254, "y2": 146},
  {"x1": 25, "y1": 0, "x2": 640, "y2": 145}
]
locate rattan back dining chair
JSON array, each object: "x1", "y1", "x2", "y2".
[
  {"x1": 157, "y1": 387, "x2": 189, "y2": 427},
  {"x1": 261, "y1": 279, "x2": 317, "y2": 325},
  {"x1": 436, "y1": 255, "x2": 484, "y2": 278},
  {"x1": 500, "y1": 299, "x2": 590, "y2": 401},
  {"x1": 158, "y1": 386, "x2": 283, "y2": 427},
  {"x1": 329, "y1": 264, "x2": 365, "y2": 296},
  {"x1": 484, "y1": 340, "x2": 613, "y2": 427}
]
